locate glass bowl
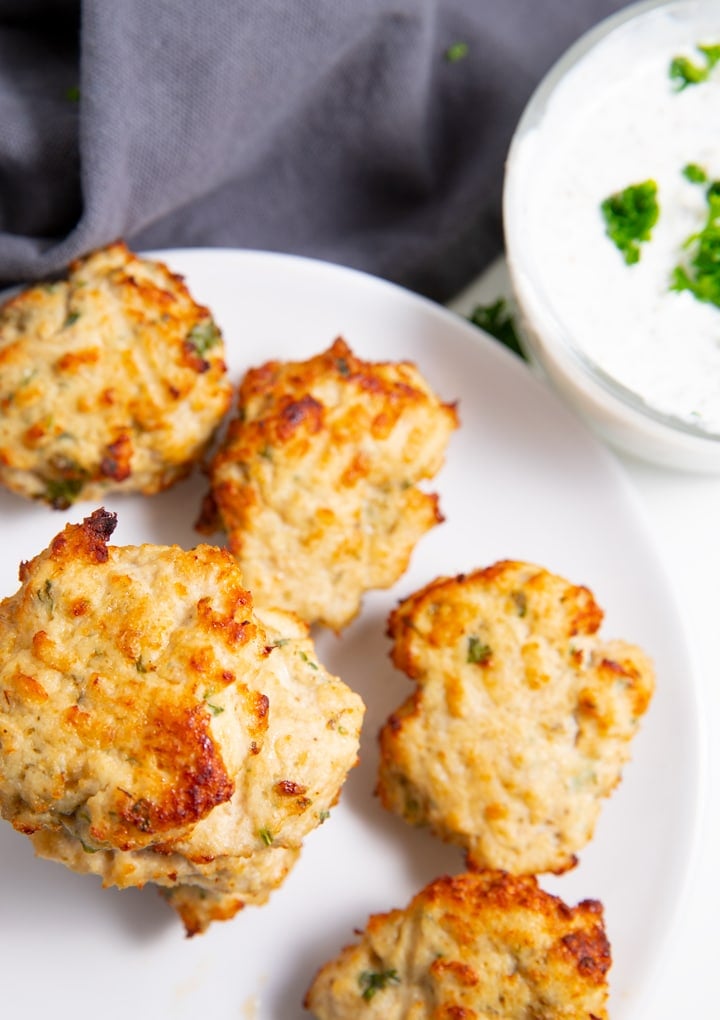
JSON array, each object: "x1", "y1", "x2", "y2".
[{"x1": 503, "y1": 0, "x2": 720, "y2": 472}]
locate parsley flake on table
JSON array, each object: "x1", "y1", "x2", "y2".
[
  {"x1": 469, "y1": 297, "x2": 525, "y2": 358},
  {"x1": 600, "y1": 180, "x2": 659, "y2": 264},
  {"x1": 444, "y1": 41, "x2": 469, "y2": 63}
]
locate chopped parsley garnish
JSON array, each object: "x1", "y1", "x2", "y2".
[
  {"x1": 135, "y1": 656, "x2": 148, "y2": 673},
  {"x1": 202, "y1": 687, "x2": 225, "y2": 714},
  {"x1": 683, "y1": 162, "x2": 708, "y2": 184},
  {"x1": 670, "y1": 180, "x2": 720, "y2": 309},
  {"x1": 467, "y1": 635, "x2": 492, "y2": 664},
  {"x1": 469, "y1": 298, "x2": 525, "y2": 359},
  {"x1": 404, "y1": 793, "x2": 421, "y2": 817},
  {"x1": 37, "y1": 579, "x2": 55, "y2": 617},
  {"x1": 187, "y1": 319, "x2": 221, "y2": 357},
  {"x1": 358, "y1": 969, "x2": 400, "y2": 1001},
  {"x1": 299, "y1": 650, "x2": 319, "y2": 670},
  {"x1": 44, "y1": 476, "x2": 85, "y2": 510},
  {"x1": 258, "y1": 827, "x2": 274, "y2": 846},
  {"x1": 5, "y1": 368, "x2": 38, "y2": 406},
  {"x1": 62, "y1": 310, "x2": 81, "y2": 329},
  {"x1": 601, "y1": 180, "x2": 659, "y2": 264},
  {"x1": 670, "y1": 42, "x2": 720, "y2": 90},
  {"x1": 445, "y1": 41, "x2": 469, "y2": 63},
  {"x1": 511, "y1": 590, "x2": 527, "y2": 618}
]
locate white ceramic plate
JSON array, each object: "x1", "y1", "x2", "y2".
[{"x1": 0, "y1": 250, "x2": 701, "y2": 1020}]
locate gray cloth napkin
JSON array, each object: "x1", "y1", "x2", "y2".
[{"x1": 0, "y1": 0, "x2": 630, "y2": 300}]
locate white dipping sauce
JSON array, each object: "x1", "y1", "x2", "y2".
[{"x1": 513, "y1": 1, "x2": 720, "y2": 433}]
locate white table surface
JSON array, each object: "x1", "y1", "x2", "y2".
[{"x1": 451, "y1": 262, "x2": 717, "y2": 1019}]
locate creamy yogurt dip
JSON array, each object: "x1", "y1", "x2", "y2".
[{"x1": 508, "y1": 0, "x2": 720, "y2": 435}]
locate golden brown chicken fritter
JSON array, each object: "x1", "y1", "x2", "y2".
[
  {"x1": 0, "y1": 242, "x2": 231, "y2": 508},
  {"x1": 0, "y1": 509, "x2": 364, "y2": 934},
  {"x1": 305, "y1": 870, "x2": 611, "y2": 1019},
  {"x1": 377, "y1": 560, "x2": 654, "y2": 875},
  {"x1": 200, "y1": 337, "x2": 458, "y2": 631}
]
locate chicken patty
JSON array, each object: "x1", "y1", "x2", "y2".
[
  {"x1": 0, "y1": 242, "x2": 231, "y2": 508},
  {"x1": 377, "y1": 561, "x2": 654, "y2": 875},
  {"x1": 199, "y1": 337, "x2": 458, "y2": 631},
  {"x1": 0, "y1": 509, "x2": 364, "y2": 934},
  {"x1": 305, "y1": 870, "x2": 611, "y2": 1019}
]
